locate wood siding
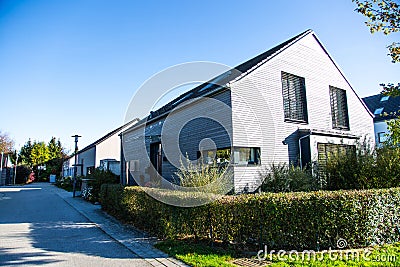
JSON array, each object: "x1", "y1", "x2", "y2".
[
  {"x1": 122, "y1": 90, "x2": 232, "y2": 186},
  {"x1": 230, "y1": 33, "x2": 374, "y2": 192}
]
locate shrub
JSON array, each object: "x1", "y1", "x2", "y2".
[
  {"x1": 85, "y1": 168, "x2": 119, "y2": 203},
  {"x1": 260, "y1": 141, "x2": 400, "y2": 193},
  {"x1": 55, "y1": 176, "x2": 76, "y2": 191},
  {"x1": 15, "y1": 165, "x2": 31, "y2": 184},
  {"x1": 100, "y1": 184, "x2": 400, "y2": 250},
  {"x1": 174, "y1": 157, "x2": 233, "y2": 195},
  {"x1": 324, "y1": 144, "x2": 400, "y2": 190},
  {"x1": 259, "y1": 163, "x2": 317, "y2": 193}
]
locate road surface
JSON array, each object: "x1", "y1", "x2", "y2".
[{"x1": 0, "y1": 183, "x2": 151, "y2": 266}]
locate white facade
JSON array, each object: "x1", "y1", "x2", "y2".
[
  {"x1": 229, "y1": 32, "x2": 374, "y2": 191},
  {"x1": 62, "y1": 119, "x2": 139, "y2": 177}
]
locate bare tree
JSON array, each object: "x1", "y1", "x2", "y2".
[{"x1": 0, "y1": 131, "x2": 14, "y2": 153}]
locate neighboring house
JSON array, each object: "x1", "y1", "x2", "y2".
[
  {"x1": 121, "y1": 29, "x2": 374, "y2": 193},
  {"x1": 0, "y1": 153, "x2": 13, "y2": 185},
  {"x1": 363, "y1": 93, "x2": 400, "y2": 146},
  {"x1": 62, "y1": 119, "x2": 139, "y2": 177}
]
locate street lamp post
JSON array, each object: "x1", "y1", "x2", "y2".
[
  {"x1": 14, "y1": 150, "x2": 18, "y2": 185},
  {"x1": 72, "y1": 135, "x2": 81, "y2": 198}
]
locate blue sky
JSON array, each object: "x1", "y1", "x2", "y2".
[{"x1": 0, "y1": 0, "x2": 399, "y2": 152}]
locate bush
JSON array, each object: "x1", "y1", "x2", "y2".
[
  {"x1": 15, "y1": 165, "x2": 31, "y2": 184},
  {"x1": 259, "y1": 143, "x2": 400, "y2": 193},
  {"x1": 55, "y1": 176, "x2": 75, "y2": 191},
  {"x1": 174, "y1": 157, "x2": 233, "y2": 195},
  {"x1": 100, "y1": 184, "x2": 400, "y2": 250},
  {"x1": 324, "y1": 144, "x2": 400, "y2": 190},
  {"x1": 85, "y1": 168, "x2": 119, "y2": 203},
  {"x1": 259, "y1": 163, "x2": 318, "y2": 193}
]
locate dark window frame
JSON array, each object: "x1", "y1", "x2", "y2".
[
  {"x1": 378, "y1": 132, "x2": 388, "y2": 143},
  {"x1": 281, "y1": 71, "x2": 308, "y2": 123},
  {"x1": 198, "y1": 147, "x2": 261, "y2": 166},
  {"x1": 317, "y1": 142, "x2": 356, "y2": 172},
  {"x1": 329, "y1": 86, "x2": 350, "y2": 130}
]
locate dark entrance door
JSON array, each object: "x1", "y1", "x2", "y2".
[{"x1": 150, "y1": 142, "x2": 162, "y2": 175}]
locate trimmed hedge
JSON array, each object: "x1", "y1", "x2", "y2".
[{"x1": 100, "y1": 185, "x2": 400, "y2": 250}]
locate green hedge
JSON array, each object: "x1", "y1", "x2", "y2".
[{"x1": 100, "y1": 184, "x2": 400, "y2": 250}]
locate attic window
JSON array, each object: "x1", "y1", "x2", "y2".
[
  {"x1": 329, "y1": 86, "x2": 349, "y2": 130},
  {"x1": 380, "y1": 96, "x2": 389, "y2": 102},
  {"x1": 374, "y1": 107, "x2": 384, "y2": 115},
  {"x1": 281, "y1": 72, "x2": 308, "y2": 123}
]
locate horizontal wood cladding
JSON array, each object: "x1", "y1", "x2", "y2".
[
  {"x1": 230, "y1": 33, "x2": 374, "y2": 192},
  {"x1": 122, "y1": 90, "x2": 233, "y2": 184}
]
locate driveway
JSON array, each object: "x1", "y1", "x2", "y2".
[{"x1": 0, "y1": 183, "x2": 185, "y2": 267}]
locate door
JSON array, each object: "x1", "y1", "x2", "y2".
[{"x1": 150, "y1": 142, "x2": 162, "y2": 175}]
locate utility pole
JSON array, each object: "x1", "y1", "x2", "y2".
[{"x1": 72, "y1": 135, "x2": 81, "y2": 198}]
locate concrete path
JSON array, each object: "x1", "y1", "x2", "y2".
[{"x1": 0, "y1": 183, "x2": 188, "y2": 267}]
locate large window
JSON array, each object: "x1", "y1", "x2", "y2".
[
  {"x1": 232, "y1": 147, "x2": 260, "y2": 165},
  {"x1": 329, "y1": 86, "x2": 349, "y2": 130},
  {"x1": 199, "y1": 148, "x2": 231, "y2": 165},
  {"x1": 199, "y1": 147, "x2": 261, "y2": 166},
  {"x1": 317, "y1": 143, "x2": 355, "y2": 171},
  {"x1": 281, "y1": 72, "x2": 308, "y2": 123}
]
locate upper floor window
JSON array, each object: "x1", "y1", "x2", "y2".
[
  {"x1": 329, "y1": 86, "x2": 349, "y2": 130},
  {"x1": 380, "y1": 95, "x2": 389, "y2": 102},
  {"x1": 281, "y1": 72, "x2": 308, "y2": 123},
  {"x1": 374, "y1": 107, "x2": 384, "y2": 115}
]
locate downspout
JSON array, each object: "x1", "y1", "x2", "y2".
[
  {"x1": 119, "y1": 133, "x2": 124, "y2": 185},
  {"x1": 298, "y1": 132, "x2": 311, "y2": 170}
]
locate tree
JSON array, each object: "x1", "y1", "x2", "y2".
[
  {"x1": 30, "y1": 141, "x2": 50, "y2": 166},
  {"x1": 0, "y1": 131, "x2": 14, "y2": 153},
  {"x1": 19, "y1": 139, "x2": 34, "y2": 167},
  {"x1": 353, "y1": 0, "x2": 400, "y2": 145},
  {"x1": 353, "y1": 0, "x2": 400, "y2": 95},
  {"x1": 48, "y1": 137, "x2": 63, "y2": 160}
]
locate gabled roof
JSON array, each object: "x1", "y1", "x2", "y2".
[
  {"x1": 124, "y1": 29, "x2": 371, "y2": 134},
  {"x1": 125, "y1": 29, "x2": 313, "y2": 133},
  {"x1": 363, "y1": 93, "x2": 400, "y2": 122},
  {"x1": 67, "y1": 118, "x2": 139, "y2": 159}
]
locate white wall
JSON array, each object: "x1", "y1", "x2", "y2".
[
  {"x1": 230, "y1": 32, "x2": 374, "y2": 192},
  {"x1": 78, "y1": 147, "x2": 96, "y2": 176},
  {"x1": 95, "y1": 134, "x2": 121, "y2": 167}
]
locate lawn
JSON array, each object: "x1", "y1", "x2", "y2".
[{"x1": 155, "y1": 239, "x2": 400, "y2": 267}]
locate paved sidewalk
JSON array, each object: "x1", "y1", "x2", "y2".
[{"x1": 55, "y1": 186, "x2": 188, "y2": 267}]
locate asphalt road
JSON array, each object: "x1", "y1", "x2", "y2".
[{"x1": 0, "y1": 183, "x2": 151, "y2": 267}]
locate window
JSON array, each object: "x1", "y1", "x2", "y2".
[
  {"x1": 232, "y1": 147, "x2": 261, "y2": 165},
  {"x1": 87, "y1": 166, "x2": 95, "y2": 175},
  {"x1": 199, "y1": 147, "x2": 261, "y2": 166},
  {"x1": 380, "y1": 95, "x2": 389, "y2": 102},
  {"x1": 374, "y1": 108, "x2": 384, "y2": 115},
  {"x1": 281, "y1": 72, "x2": 308, "y2": 123},
  {"x1": 329, "y1": 86, "x2": 349, "y2": 130},
  {"x1": 317, "y1": 143, "x2": 355, "y2": 172},
  {"x1": 378, "y1": 132, "x2": 388, "y2": 143},
  {"x1": 199, "y1": 148, "x2": 231, "y2": 165}
]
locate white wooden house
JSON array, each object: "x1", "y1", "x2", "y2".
[
  {"x1": 121, "y1": 29, "x2": 374, "y2": 193},
  {"x1": 62, "y1": 119, "x2": 139, "y2": 177}
]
